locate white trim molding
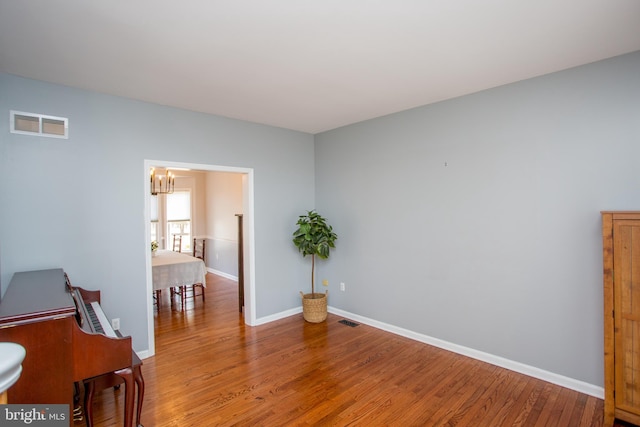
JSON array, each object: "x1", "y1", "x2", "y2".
[
  {"x1": 207, "y1": 267, "x2": 237, "y2": 281},
  {"x1": 327, "y1": 306, "x2": 604, "y2": 399},
  {"x1": 254, "y1": 303, "x2": 603, "y2": 398},
  {"x1": 152, "y1": 294, "x2": 604, "y2": 399},
  {"x1": 254, "y1": 306, "x2": 302, "y2": 326}
]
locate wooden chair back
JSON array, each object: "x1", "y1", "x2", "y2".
[
  {"x1": 172, "y1": 235, "x2": 182, "y2": 252},
  {"x1": 193, "y1": 238, "x2": 206, "y2": 261}
]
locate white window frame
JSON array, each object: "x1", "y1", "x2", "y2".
[
  {"x1": 150, "y1": 195, "x2": 160, "y2": 245},
  {"x1": 165, "y1": 190, "x2": 192, "y2": 253}
]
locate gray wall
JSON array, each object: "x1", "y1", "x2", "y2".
[
  {"x1": 0, "y1": 73, "x2": 315, "y2": 352},
  {"x1": 2, "y1": 51, "x2": 638, "y2": 388},
  {"x1": 314, "y1": 51, "x2": 640, "y2": 387}
]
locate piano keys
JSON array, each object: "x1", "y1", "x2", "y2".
[
  {"x1": 0, "y1": 268, "x2": 144, "y2": 427},
  {"x1": 86, "y1": 301, "x2": 118, "y2": 337}
]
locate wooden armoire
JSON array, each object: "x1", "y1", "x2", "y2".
[{"x1": 602, "y1": 211, "x2": 640, "y2": 426}]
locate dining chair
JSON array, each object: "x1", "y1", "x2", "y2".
[
  {"x1": 172, "y1": 234, "x2": 182, "y2": 252},
  {"x1": 170, "y1": 237, "x2": 206, "y2": 310},
  {"x1": 193, "y1": 237, "x2": 206, "y2": 260},
  {"x1": 189, "y1": 237, "x2": 206, "y2": 303},
  {"x1": 169, "y1": 234, "x2": 183, "y2": 305},
  {"x1": 172, "y1": 238, "x2": 207, "y2": 309},
  {"x1": 153, "y1": 289, "x2": 162, "y2": 310}
]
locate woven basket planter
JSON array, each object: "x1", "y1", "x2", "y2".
[{"x1": 300, "y1": 291, "x2": 328, "y2": 323}]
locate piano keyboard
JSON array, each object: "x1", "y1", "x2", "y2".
[{"x1": 85, "y1": 301, "x2": 117, "y2": 338}]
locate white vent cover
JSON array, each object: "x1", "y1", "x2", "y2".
[{"x1": 10, "y1": 110, "x2": 68, "y2": 139}]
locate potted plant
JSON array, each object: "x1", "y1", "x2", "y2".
[{"x1": 292, "y1": 210, "x2": 337, "y2": 323}]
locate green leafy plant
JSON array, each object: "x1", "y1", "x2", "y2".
[{"x1": 292, "y1": 210, "x2": 337, "y2": 297}]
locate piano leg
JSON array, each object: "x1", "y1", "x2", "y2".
[
  {"x1": 83, "y1": 369, "x2": 135, "y2": 427},
  {"x1": 83, "y1": 381, "x2": 96, "y2": 427},
  {"x1": 133, "y1": 365, "x2": 145, "y2": 426},
  {"x1": 83, "y1": 352, "x2": 144, "y2": 427},
  {"x1": 114, "y1": 367, "x2": 135, "y2": 427}
]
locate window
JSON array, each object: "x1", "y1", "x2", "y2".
[
  {"x1": 166, "y1": 191, "x2": 191, "y2": 252},
  {"x1": 150, "y1": 195, "x2": 159, "y2": 244}
]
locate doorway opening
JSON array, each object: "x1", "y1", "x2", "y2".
[{"x1": 143, "y1": 159, "x2": 255, "y2": 357}]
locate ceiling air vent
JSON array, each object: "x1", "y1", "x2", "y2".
[{"x1": 10, "y1": 110, "x2": 68, "y2": 139}]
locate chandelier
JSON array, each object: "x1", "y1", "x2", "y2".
[{"x1": 150, "y1": 168, "x2": 175, "y2": 195}]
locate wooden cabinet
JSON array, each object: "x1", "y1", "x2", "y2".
[{"x1": 602, "y1": 211, "x2": 640, "y2": 426}]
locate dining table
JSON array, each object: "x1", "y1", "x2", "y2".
[{"x1": 152, "y1": 249, "x2": 206, "y2": 308}]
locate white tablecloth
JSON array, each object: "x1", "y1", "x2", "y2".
[{"x1": 152, "y1": 250, "x2": 206, "y2": 291}]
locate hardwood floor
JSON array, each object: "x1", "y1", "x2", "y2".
[{"x1": 84, "y1": 274, "x2": 620, "y2": 426}]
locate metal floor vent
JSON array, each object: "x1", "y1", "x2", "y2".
[{"x1": 339, "y1": 319, "x2": 360, "y2": 327}]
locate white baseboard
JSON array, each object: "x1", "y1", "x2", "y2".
[
  {"x1": 136, "y1": 349, "x2": 152, "y2": 360},
  {"x1": 254, "y1": 306, "x2": 302, "y2": 326},
  {"x1": 142, "y1": 297, "x2": 604, "y2": 399},
  {"x1": 207, "y1": 267, "x2": 237, "y2": 281},
  {"x1": 327, "y1": 306, "x2": 604, "y2": 399}
]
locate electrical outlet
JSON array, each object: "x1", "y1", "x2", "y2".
[
  {"x1": 322, "y1": 279, "x2": 328, "y2": 286},
  {"x1": 340, "y1": 282, "x2": 345, "y2": 292},
  {"x1": 112, "y1": 318, "x2": 120, "y2": 330}
]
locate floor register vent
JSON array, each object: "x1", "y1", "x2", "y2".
[{"x1": 339, "y1": 319, "x2": 359, "y2": 327}]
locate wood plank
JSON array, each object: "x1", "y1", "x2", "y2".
[
  {"x1": 613, "y1": 220, "x2": 640, "y2": 416},
  {"x1": 602, "y1": 212, "x2": 616, "y2": 426},
  {"x1": 86, "y1": 273, "x2": 612, "y2": 426}
]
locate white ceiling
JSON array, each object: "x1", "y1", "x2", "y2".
[{"x1": 1, "y1": 1, "x2": 639, "y2": 134}]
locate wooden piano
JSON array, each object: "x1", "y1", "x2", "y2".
[{"x1": 0, "y1": 268, "x2": 143, "y2": 427}]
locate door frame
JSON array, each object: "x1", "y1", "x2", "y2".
[{"x1": 143, "y1": 159, "x2": 256, "y2": 356}]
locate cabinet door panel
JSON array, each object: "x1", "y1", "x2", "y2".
[{"x1": 614, "y1": 220, "x2": 640, "y2": 413}]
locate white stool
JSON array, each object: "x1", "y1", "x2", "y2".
[{"x1": 0, "y1": 342, "x2": 26, "y2": 404}]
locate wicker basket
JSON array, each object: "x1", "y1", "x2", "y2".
[{"x1": 300, "y1": 291, "x2": 328, "y2": 323}]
